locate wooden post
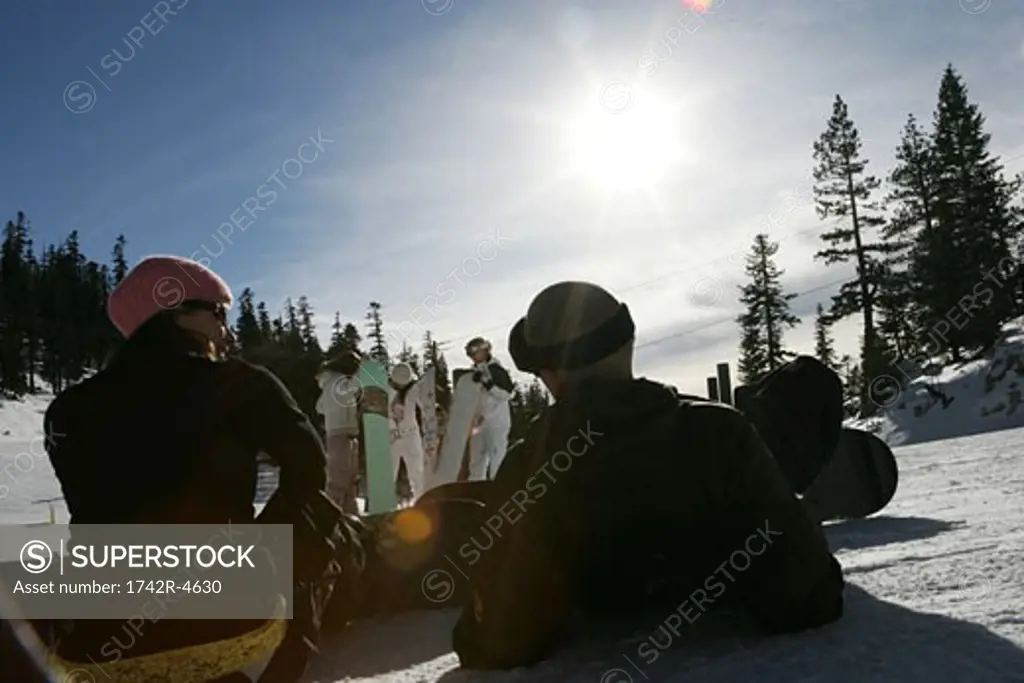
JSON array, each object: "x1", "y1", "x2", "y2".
[
  {"x1": 707, "y1": 376, "x2": 719, "y2": 402},
  {"x1": 717, "y1": 363, "x2": 732, "y2": 405}
]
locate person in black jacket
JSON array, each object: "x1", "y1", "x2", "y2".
[
  {"x1": 38, "y1": 255, "x2": 362, "y2": 683},
  {"x1": 452, "y1": 281, "x2": 845, "y2": 669}
]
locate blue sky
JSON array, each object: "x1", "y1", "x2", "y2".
[{"x1": 1, "y1": 0, "x2": 1022, "y2": 394}]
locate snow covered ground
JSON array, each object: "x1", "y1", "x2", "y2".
[
  {"x1": 0, "y1": 392, "x2": 51, "y2": 443},
  {"x1": 2, "y1": 400, "x2": 1023, "y2": 681},
  {"x1": 0, "y1": 388, "x2": 59, "y2": 525},
  {"x1": 296, "y1": 428, "x2": 1024, "y2": 683}
]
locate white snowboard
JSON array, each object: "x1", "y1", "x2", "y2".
[
  {"x1": 424, "y1": 370, "x2": 482, "y2": 491},
  {"x1": 419, "y1": 367, "x2": 440, "y2": 472}
]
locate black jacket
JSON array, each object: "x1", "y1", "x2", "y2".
[
  {"x1": 453, "y1": 377, "x2": 843, "y2": 669},
  {"x1": 35, "y1": 350, "x2": 331, "y2": 666},
  {"x1": 44, "y1": 350, "x2": 326, "y2": 525}
]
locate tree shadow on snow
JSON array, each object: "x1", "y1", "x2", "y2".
[
  {"x1": 430, "y1": 584, "x2": 1024, "y2": 683},
  {"x1": 824, "y1": 515, "x2": 964, "y2": 552}
]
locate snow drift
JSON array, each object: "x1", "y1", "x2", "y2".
[{"x1": 850, "y1": 317, "x2": 1024, "y2": 447}]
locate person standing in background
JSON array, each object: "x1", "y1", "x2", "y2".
[
  {"x1": 316, "y1": 351, "x2": 364, "y2": 514},
  {"x1": 464, "y1": 337, "x2": 514, "y2": 480},
  {"x1": 387, "y1": 362, "x2": 428, "y2": 502}
]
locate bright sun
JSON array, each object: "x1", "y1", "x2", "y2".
[{"x1": 566, "y1": 89, "x2": 684, "y2": 192}]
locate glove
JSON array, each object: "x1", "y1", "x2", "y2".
[{"x1": 472, "y1": 371, "x2": 483, "y2": 383}]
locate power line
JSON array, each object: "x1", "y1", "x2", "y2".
[
  {"x1": 470, "y1": 274, "x2": 848, "y2": 385},
  {"x1": 633, "y1": 275, "x2": 848, "y2": 352},
  {"x1": 437, "y1": 218, "x2": 841, "y2": 347}
]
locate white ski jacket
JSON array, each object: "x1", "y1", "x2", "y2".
[
  {"x1": 315, "y1": 370, "x2": 360, "y2": 437},
  {"x1": 474, "y1": 360, "x2": 513, "y2": 426},
  {"x1": 387, "y1": 380, "x2": 424, "y2": 443}
]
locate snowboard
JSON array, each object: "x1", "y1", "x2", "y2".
[
  {"x1": 419, "y1": 366, "x2": 441, "y2": 478},
  {"x1": 803, "y1": 427, "x2": 899, "y2": 522},
  {"x1": 733, "y1": 383, "x2": 897, "y2": 520},
  {"x1": 424, "y1": 369, "x2": 483, "y2": 491},
  {"x1": 359, "y1": 360, "x2": 398, "y2": 514}
]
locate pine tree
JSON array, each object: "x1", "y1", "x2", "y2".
[
  {"x1": 838, "y1": 354, "x2": 862, "y2": 417},
  {"x1": 256, "y1": 302, "x2": 272, "y2": 342},
  {"x1": 111, "y1": 235, "x2": 128, "y2": 285},
  {"x1": 36, "y1": 244, "x2": 62, "y2": 390},
  {"x1": 812, "y1": 95, "x2": 888, "y2": 410},
  {"x1": 234, "y1": 288, "x2": 262, "y2": 351},
  {"x1": 735, "y1": 234, "x2": 800, "y2": 384},
  {"x1": 914, "y1": 65, "x2": 1022, "y2": 359},
  {"x1": 326, "y1": 312, "x2": 346, "y2": 357},
  {"x1": 422, "y1": 331, "x2": 452, "y2": 410},
  {"x1": 365, "y1": 301, "x2": 389, "y2": 366},
  {"x1": 736, "y1": 309, "x2": 767, "y2": 385},
  {"x1": 282, "y1": 298, "x2": 304, "y2": 356},
  {"x1": 341, "y1": 323, "x2": 362, "y2": 354},
  {"x1": 324, "y1": 314, "x2": 363, "y2": 358},
  {"x1": 296, "y1": 296, "x2": 321, "y2": 355},
  {"x1": 58, "y1": 231, "x2": 90, "y2": 386},
  {"x1": 813, "y1": 303, "x2": 837, "y2": 370},
  {"x1": 0, "y1": 213, "x2": 32, "y2": 394},
  {"x1": 508, "y1": 378, "x2": 550, "y2": 445},
  {"x1": 80, "y1": 259, "x2": 110, "y2": 372},
  {"x1": 271, "y1": 316, "x2": 285, "y2": 344},
  {"x1": 880, "y1": 113, "x2": 938, "y2": 360},
  {"x1": 22, "y1": 239, "x2": 41, "y2": 392}
]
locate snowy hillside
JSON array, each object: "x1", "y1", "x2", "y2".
[
  {"x1": 850, "y1": 318, "x2": 1024, "y2": 447},
  {"x1": 298, "y1": 428, "x2": 1024, "y2": 683}
]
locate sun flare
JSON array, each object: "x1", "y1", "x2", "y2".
[{"x1": 566, "y1": 89, "x2": 684, "y2": 192}]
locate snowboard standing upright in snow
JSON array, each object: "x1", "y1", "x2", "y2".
[
  {"x1": 359, "y1": 359, "x2": 398, "y2": 513},
  {"x1": 426, "y1": 368, "x2": 484, "y2": 491},
  {"x1": 418, "y1": 366, "x2": 440, "y2": 473}
]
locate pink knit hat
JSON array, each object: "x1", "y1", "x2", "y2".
[{"x1": 107, "y1": 255, "x2": 234, "y2": 338}]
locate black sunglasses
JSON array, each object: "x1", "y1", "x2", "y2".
[{"x1": 181, "y1": 300, "x2": 228, "y2": 323}]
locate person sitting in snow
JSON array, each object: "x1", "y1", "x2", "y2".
[
  {"x1": 387, "y1": 362, "x2": 428, "y2": 501},
  {"x1": 452, "y1": 281, "x2": 845, "y2": 669},
  {"x1": 464, "y1": 337, "x2": 515, "y2": 480},
  {"x1": 41, "y1": 255, "x2": 364, "y2": 683}
]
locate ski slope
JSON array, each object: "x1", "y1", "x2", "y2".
[{"x1": 298, "y1": 427, "x2": 1024, "y2": 683}]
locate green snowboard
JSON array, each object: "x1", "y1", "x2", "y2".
[{"x1": 359, "y1": 360, "x2": 397, "y2": 514}]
